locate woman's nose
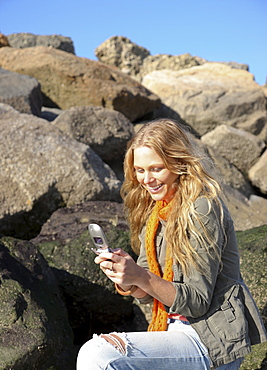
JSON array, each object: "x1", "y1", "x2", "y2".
[{"x1": 144, "y1": 171, "x2": 154, "y2": 184}]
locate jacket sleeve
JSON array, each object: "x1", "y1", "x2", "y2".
[
  {"x1": 136, "y1": 226, "x2": 149, "y2": 270},
  {"x1": 169, "y1": 197, "x2": 226, "y2": 318}
]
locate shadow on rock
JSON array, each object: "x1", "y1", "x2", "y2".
[
  {"x1": 51, "y1": 268, "x2": 145, "y2": 346},
  {"x1": 0, "y1": 184, "x2": 64, "y2": 240}
]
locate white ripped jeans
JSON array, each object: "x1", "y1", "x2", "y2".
[{"x1": 76, "y1": 320, "x2": 243, "y2": 370}]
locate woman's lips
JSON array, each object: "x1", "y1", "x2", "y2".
[{"x1": 147, "y1": 184, "x2": 163, "y2": 193}]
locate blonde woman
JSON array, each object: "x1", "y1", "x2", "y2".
[{"x1": 77, "y1": 119, "x2": 266, "y2": 369}]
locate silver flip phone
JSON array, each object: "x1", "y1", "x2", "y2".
[{"x1": 88, "y1": 223, "x2": 112, "y2": 255}]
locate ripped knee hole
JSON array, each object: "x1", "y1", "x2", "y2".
[{"x1": 101, "y1": 333, "x2": 127, "y2": 355}]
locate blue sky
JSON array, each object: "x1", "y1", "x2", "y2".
[{"x1": 0, "y1": 0, "x2": 266, "y2": 85}]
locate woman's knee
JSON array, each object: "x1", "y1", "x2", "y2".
[{"x1": 76, "y1": 333, "x2": 126, "y2": 370}]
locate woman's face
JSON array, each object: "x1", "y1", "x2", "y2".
[{"x1": 133, "y1": 146, "x2": 178, "y2": 203}]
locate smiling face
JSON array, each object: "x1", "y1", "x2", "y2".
[{"x1": 133, "y1": 146, "x2": 178, "y2": 203}]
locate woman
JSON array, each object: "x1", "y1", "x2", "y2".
[{"x1": 77, "y1": 119, "x2": 266, "y2": 369}]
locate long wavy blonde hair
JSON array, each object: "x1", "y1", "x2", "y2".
[{"x1": 121, "y1": 119, "x2": 223, "y2": 275}]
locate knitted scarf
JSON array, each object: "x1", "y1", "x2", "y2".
[{"x1": 145, "y1": 200, "x2": 173, "y2": 331}]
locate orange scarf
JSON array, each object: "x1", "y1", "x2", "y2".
[{"x1": 145, "y1": 200, "x2": 173, "y2": 331}]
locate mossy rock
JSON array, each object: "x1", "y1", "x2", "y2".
[
  {"x1": 32, "y1": 201, "x2": 140, "y2": 345},
  {"x1": 0, "y1": 235, "x2": 75, "y2": 370},
  {"x1": 236, "y1": 225, "x2": 267, "y2": 370}
]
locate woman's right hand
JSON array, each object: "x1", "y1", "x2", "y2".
[{"x1": 94, "y1": 248, "x2": 142, "y2": 287}]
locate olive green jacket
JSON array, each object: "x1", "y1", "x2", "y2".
[{"x1": 137, "y1": 197, "x2": 267, "y2": 368}]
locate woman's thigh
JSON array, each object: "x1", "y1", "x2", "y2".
[{"x1": 76, "y1": 328, "x2": 211, "y2": 370}]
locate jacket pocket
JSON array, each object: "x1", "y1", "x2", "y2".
[{"x1": 207, "y1": 285, "x2": 248, "y2": 342}]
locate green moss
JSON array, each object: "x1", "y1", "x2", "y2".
[
  {"x1": 240, "y1": 342, "x2": 267, "y2": 370},
  {"x1": 236, "y1": 226, "x2": 267, "y2": 321},
  {"x1": 236, "y1": 225, "x2": 267, "y2": 370}
]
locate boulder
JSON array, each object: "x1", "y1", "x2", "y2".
[
  {"x1": 0, "y1": 235, "x2": 75, "y2": 369},
  {"x1": 139, "y1": 53, "x2": 206, "y2": 80},
  {"x1": 183, "y1": 131, "x2": 255, "y2": 197},
  {"x1": 0, "y1": 33, "x2": 9, "y2": 47},
  {"x1": 7, "y1": 32, "x2": 75, "y2": 54},
  {"x1": 206, "y1": 146, "x2": 254, "y2": 198},
  {"x1": 53, "y1": 106, "x2": 134, "y2": 162},
  {"x1": 31, "y1": 201, "x2": 146, "y2": 344},
  {"x1": 201, "y1": 125, "x2": 265, "y2": 174},
  {"x1": 222, "y1": 185, "x2": 267, "y2": 231},
  {"x1": 0, "y1": 46, "x2": 160, "y2": 122},
  {"x1": 0, "y1": 68, "x2": 42, "y2": 116},
  {"x1": 248, "y1": 150, "x2": 267, "y2": 194},
  {"x1": 95, "y1": 35, "x2": 150, "y2": 78},
  {"x1": 142, "y1": 63, "x2": 267, "y2": 136},
  {"x1": 0, "y1": 103, "x2": 121, "y2": 239}
]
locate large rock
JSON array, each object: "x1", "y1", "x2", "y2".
[
  {"x1": 0, "y1": 235, "x2": 75, "y2": 369},
  {"x1": 7, "y1": 32, "x2": 75, "y2": 54},
  {"x1": 0, "y1": 33, "x2": 9, "y2": 47},
  {"x1": 248, "y1": 150, "x2": 267, "y2": 194},
  {"x1": 222, "y1": 185, "x2": 267, "y2": 231},
  {"x1": 0, "y1": 104, "x2": 121, "y2": 239},
  {"x1": 95, "y1": 35, "x2": 150, "y2": 78},
  {"x1": 0, "y1": 68, "x2": 42, "y2": 116},
  {"x1": 201, "y1": 125, "x2": 265, "y2": 174},
  {"x1": 142, "y1": 63, "x2": 267, "y2": 136},
  {"x1": 53, "y1": 106, "x2": 134, "y2": 162},
  {"x1": 31, "y1": 201, "x2": 145, "y2": 344},
  {"x1": 206, "y1": 146, "x2": 254, "y2": 198},
  {"x1": 0, "y1": 46, "x2": 160, "y2": 122}
]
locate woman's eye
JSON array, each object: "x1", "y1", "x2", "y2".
[
  {"x1": 135, "y1": 168, "x2": 144, "y2": 173},
  {"x1": 152, "y1": 168, "x2": 163, "y2": 172}
]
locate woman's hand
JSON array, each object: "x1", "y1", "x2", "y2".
[
  {"x1": 94, "y1": 248, "x2": 143, "y2": 288},
  {"x1": 95, "y1": 249, "x2": 176, "y2": 306}
]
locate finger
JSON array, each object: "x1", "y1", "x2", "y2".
[
  {"x1": 94, "y1": 253, "x2": 112, "y2": 264},
  {"x1": 96, "y1": 252, "x2": 122, "y2": 263},
  {"x1": 100, "y1": 260, "x2": 114, "y2": 271}
]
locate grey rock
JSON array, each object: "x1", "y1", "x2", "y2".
[
  {"x1": 0, "y1": 236, "x2": 75, "y2": 369},
  {"x1": 248, "y1": 150, "x2": 267, "y2": 194},
  {"x1": 7, "y1": 32, "x2": 75, "y2": 54},
  {"x1": 222, "y1": 185, "x2": 267, "y2": 231},
  {"x1": 0, "y1": 103, "x2": 121, "y2": 239},
  {"x1": 0, "y1": 68, "x2": 42, "y2": 116},
  {"x1": 206, "y1": 146, "x2": 254, "y2": 198},
  {"x1": 201, "y1": 125, "x2": 265, "y2": 174},
  {"x1": 53, "y1": 106, "x2": 135, "y2": 161}
]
